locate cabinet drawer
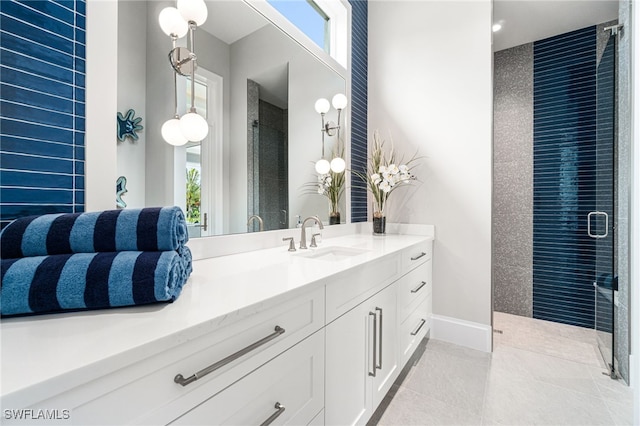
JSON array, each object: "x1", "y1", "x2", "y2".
[
  {"x1": 399, "y1": 297, "x2": 431, "y2": 365},
  {"x1": 325, "y1": 254, "x2": 401, "y2": 323},
  {"x1": 398, "y1": 260, "x2": 432, "y2": 322},
  {"x1": 401, "y1": 240, "x2": 433, "y2": 272},
  {"x1": 40, "y1": 287, "x2": 324, "y2": 425},
  {"x1": 170, "y1": 331, "x2": 324, "y2": 426}
]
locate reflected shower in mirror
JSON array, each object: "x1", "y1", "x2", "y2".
[{"x1": 116, "y1": 0, "x2": 347, "y2": 238}]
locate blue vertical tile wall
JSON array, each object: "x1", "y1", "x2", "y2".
[
  {"x1": 0, "y1": 0, "x2": 86, "y2": 229},
  {"x1": 349, "y1": 0, "x2": 367, "y2": 222},
  {"x1": 532, "y1": 26, "x2": 598, "y2": 328}
]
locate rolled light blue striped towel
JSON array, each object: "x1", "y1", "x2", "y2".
[
  {"x1": 0, "y1": 207, "x2": 188, "y2": 259},
  {"x1": 0, "y1": 250, "x2": 191, "y2": 317}
]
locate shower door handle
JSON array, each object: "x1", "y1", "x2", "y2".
[{"x1": 587, "y1": 211, "x2": 608, "y2": 239}]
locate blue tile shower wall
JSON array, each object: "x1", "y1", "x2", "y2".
[
  {"x1": 532, "y1": 26, "x2": 597, "y2": 328},
  {"x1": 349, "y1": 0, "x2": 367, "y2": 222},
  {"x1": 0, "y1": 0, "x2": 86, "y2": 229}
]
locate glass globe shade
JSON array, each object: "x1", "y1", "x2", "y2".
[
  {"x1": 332, "y1": 93, "x2": 348, "y2": 110},
  {"x1": 177, "y1": 0, "x2": 208, "y2": 26},
  {"x1": 158, "y1": 7, "x2": 188, "y2": 38},
  {"x1": 330, "y1": 157, "x2": 346, "y2": 173},
  {"x1": 315, "y1": 159, "x2": 331, "y2": 175},
  {"x1": 314, "y1": 98, "x2": 330, "y2": 114},
  {"x1": 179, "y1": 112, "x2": 208, "y2": 141},
  {"x1": 162, "y1": 118, "x2": 188, "y2": 146}
]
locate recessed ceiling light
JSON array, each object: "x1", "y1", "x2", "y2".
[{"x1": 492, "y1": 23, "x2": 502, "y2": 32}]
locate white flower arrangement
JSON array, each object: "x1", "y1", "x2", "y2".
[
  {"x1": 316, "y1": 171, "x2": 345, "y2": 214},
  {"x1": 354, "y1": 131, "x2": 419, "y2": 217}
]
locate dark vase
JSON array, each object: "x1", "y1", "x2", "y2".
[
  {"x1": 373, "y1": 215, "x2": 386, "y2": 235},
  {"x1": 329, "y1": 212, "x2": 341, "y2": 225}
]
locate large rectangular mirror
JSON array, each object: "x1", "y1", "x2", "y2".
[{"x1": 117, "y1": 0, "x2": 349, "y2": 238}]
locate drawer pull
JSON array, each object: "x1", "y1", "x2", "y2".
[
  {"x1": 411, "y1": 281, "x2": 428, "y2": 293},
  {"x1": 411, "y1": 319, "x2": 426, "y2": 336},
  {"x1": 260, "y1": 402, "x2": 285, "y2": 426},
  {"x1": 174, "y1": 326, "x2": 286, "y2": 386},
  {"x1": 368, "y1": 312, "x2": 377, "y2": 377},
  {"x1": 411, "y1": 252, "x2": 427, "y2": 261},
  {"x1": 375, "y1": 307, "x2": 383, "y2": 371}
]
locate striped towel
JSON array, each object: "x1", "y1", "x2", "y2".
[
  {"x1": 0, "y1": 249, "x2": 192, "y2": 317},
  {"x1": 0, "y1": 207, "x2": 188, "y2": 259}
]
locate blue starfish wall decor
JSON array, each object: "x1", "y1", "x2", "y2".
[
  {"x1": 117, "y1": 109, "x2": 143, "y2": 142},
  {"x1": 116, "y1": 176, "x2": 128, "y2": 208}
]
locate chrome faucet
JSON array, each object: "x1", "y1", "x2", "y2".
[
  {"x1": 299, "y1": 216, "x2": 324, "y2": 249},
  {"x1": 247, "y1": 214, "x2": 264, "y2": 232}
]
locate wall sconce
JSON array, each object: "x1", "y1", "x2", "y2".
[
  {"x1": 315, "y1": 93, "x2": 347, "y2": 174},
  {"x1": 159, "y1": 0, "x2": 209, "y2": 146}
]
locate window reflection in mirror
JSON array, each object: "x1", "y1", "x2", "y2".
[
  {"x1": 266, "y1": 0, "x2": 348, "y2": 68},
  {"x1": 268, "y1": 0, "x2": 330, "y2": 53}
]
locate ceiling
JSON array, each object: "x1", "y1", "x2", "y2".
[
  {"x1": 492, "y1": 0, "x2": 619, "y2": 52},
  {"x1": 200, "y1": 0, "x2": 269, "y2": 45}
]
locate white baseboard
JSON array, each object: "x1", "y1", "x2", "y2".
[{"x1": 430, "y1": 314, "x2": 492, "y2": 353}]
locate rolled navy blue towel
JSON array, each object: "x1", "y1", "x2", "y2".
[
  {"x1": 0, "y1": 250, "x2": 192, "y2": 317},
  {"x1": 179, "y1": 246, "x2": 193, "y2": 281},
  {"x1": 0, "y1": 207, "x2": 188, "y2": 259}
]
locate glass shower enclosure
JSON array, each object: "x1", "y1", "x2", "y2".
[{"x1": 592, "y1": 25, "x2": 618, "y2": 378}]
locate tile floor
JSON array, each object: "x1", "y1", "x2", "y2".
[{"x1": 376, "y1": 312, "x2": 635, "y2": 425}]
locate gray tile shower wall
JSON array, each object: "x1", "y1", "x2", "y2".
[
  {"x1": 493, "y1": 43, "x2": 534, "y2": 317},
  {"x1": 0, "y1": 0, "x2": 86, "y2": 228}
]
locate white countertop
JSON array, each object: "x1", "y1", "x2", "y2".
[{"x1": 0, "y1": 231, "x2": 432, "y2": 406}]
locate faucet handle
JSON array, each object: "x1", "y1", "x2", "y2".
[
  {"x1": 282, "y1": 237, "x2": 296, "y2": 252},
  {"x1": 310, "y1": 233, "x2": 321, "y2": 248}
]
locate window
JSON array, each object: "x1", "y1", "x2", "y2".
[
  {"x1": 180, "y1": 69, "x2": 223, "y2": 237},
  {"x1": 186, "y1": 78, "x2": 208, "y2": 119},
  {"x1": 268, "y1": 0, "x2": 330, "y2": 53}
]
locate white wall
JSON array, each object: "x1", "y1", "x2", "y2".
[
  {"x1": 85, "y1": 0, "x2": 118, "y2": 212},
  {"x1": 144, "y1": 0, "x2": 180, "y2": 208},
  {"x1": 368, "y1": 1, "x2": 493, "y2": 333},
  {"x1": 116, "y1": 0, "x2": 147, "y2": 209}
]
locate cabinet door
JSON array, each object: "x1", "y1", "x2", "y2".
[
  {"x1": 325, "y1": 301, "x2": 373, "y2": 426},
  {"x1": 370, "y1": 282, "x2": 398, "y2": 408},
  {"x1": 325, "y1": 282, "x2": 398, "y2": 426}
]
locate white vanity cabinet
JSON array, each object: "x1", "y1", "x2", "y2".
[
  {"x1": 325, "y1": 281, "x2": 398, "y2": 426},
  {"x1": 3, "y1": 287, "x2": 325, "y2": 426},
  {"x1": 325, "y1": 239, "x2": 433, "y2": 426},
  {"x1": 170, "y1": 331, "x2": 324, "y2": 426},
  {"x1": 1, "y1": 233, "x2": 434, "y2": 426},
  {"x1": 398, "y1": 242, "x2": 433, "y2": 366}
]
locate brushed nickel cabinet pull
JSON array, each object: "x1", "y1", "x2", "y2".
[
  {"x1": 174, "y1": 326, "x2": 285, "y2": 386},
  {"x1": 375, "y1": 307, "x2": 383, "y2": 371},
  {"x1": 260, "y1": 402, "x2": 285, "y2": 426},
  {"x1": 368, "y1": 312, "x2": 377, "y2": 377},
  {"x1": 410, "y1": 252, "x2": 427, "y2": 261},
  {"x1": 411, "y1": 319, "x2": 426, "y2": 336},
  {"x1": 411, "y1": 281, "x2": 427, "y2": 293}
]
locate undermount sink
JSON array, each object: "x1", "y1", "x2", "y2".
[{"x1": 296, "y1": 246, "x2": 368, "y2": 261}]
